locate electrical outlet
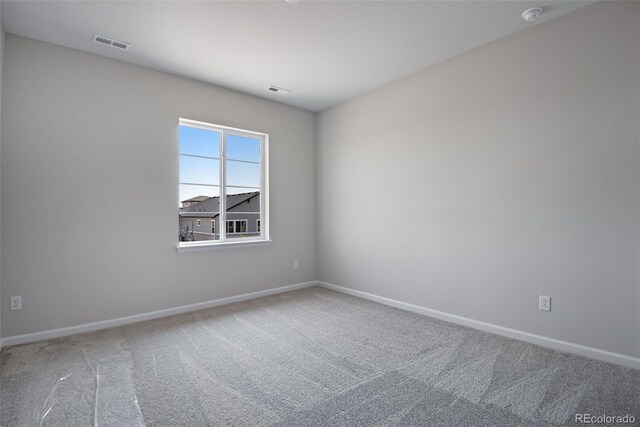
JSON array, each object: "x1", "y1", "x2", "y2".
[
  {"x1": 293, "y1": 260, "x2": 299, "y2": 270},
  {"x1": 10, "y1": 296, "x2": 22, "y2": 311},
  {"x1": 539, "y1": 295, "x2": 551, "y2": 312}
]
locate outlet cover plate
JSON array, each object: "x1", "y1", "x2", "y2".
[
  {"x1": 539, "y1": 295, "x2": 551, "y2": 312},
  {"x1": 10, "y1": 296, "x2": 22, "y2": 311}
]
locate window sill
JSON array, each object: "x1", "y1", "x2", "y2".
[{"x1": 176, "y1": 239, "x2": 272, "y2": 253}]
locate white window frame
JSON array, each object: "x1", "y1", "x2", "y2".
[
  {"x1": 177, "y1": 118, "x2": 270, "y2": 251},
  {"x1": 226, "y1": 219, "x2": 248, "y2": 235}
]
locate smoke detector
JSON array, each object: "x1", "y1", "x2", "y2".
[
  {"x1": 522, "y1": 7, "x2": 543, "y2": 22},
  {"x1": 267, "y1": 85, "x2": 291, "y2": 95},
  {"x1": 92, "y1": 34, "x2": 131, "y2": 51}
]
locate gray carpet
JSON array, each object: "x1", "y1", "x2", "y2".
[{"x1": 1, "y1": 286, "x2": 638, "y2": 426}]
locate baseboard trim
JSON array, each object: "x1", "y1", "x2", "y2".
[
  {"x1": 4, "y1": 280, "x2": 638, "y2": 369},
  {"x1": 317, "y1": 281, "x2": 640, "y2": 370},
  {"x1": 0, "y1": 281, "x2": 317, "y2": 349}
]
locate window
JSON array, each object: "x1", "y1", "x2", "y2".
[
  {"x1": 226, "y1": 220, "x2": 247, "y2": 235},
  {"x1": 178, "y1": 118, "x2": 268, "y2": 247}
]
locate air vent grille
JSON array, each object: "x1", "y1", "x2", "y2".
[
  {"x1": 267, "y1": 85, "x2": 291, "y2": 95},
  {"x1": 94, "y1": 36, "x2": 112, "y2": 46},
  {"x1": 93, "y1": 34, "x2": 131, "y2": 51},
  {"x1": 111, "y1": 41, "x2": 129, "y2": 50}
]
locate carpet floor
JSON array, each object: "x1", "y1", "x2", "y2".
[{"x1": 1, "y1": 286, "x2": 638, "y2": 426}]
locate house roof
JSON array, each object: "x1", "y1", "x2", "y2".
[
  {"x1": 179, "y1": 191, "x2": 260, "y2": 218},
  {"x1": 226, "y1": 192, "x2": 260, "y2": 211},
  {"x1": 181, "y1": 195, "x2": 210, "y2": 203}
]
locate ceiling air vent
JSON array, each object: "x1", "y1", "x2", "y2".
[
  {"x1": 267, "y1": 85, "x2": 291, "y2": 95},
  {"x1": 92, "y1": 34, "x2": 131, "y2": 51}
]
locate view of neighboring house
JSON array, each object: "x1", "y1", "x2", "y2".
[
  {"x1": 180, "y1": 195, "x2": 209, "y2": 208},
  {"x1": 179, "y1": 192, "x2": 260, "y2": 241}
]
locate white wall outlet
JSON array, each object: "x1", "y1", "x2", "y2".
[
  {"x1": 10, "y1": 296, "x2": 22, "y2": 311},
  {"x1": 293, "y1": 260, "x2": 299, "y2": 270},
  {"x1": 539, "y1": 295, "x2": 551, "y2": 312}
]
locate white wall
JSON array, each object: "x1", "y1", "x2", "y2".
[
  {"x1": 317, "y1": 1, "x2": 640, "y2": 358},
  {"x1": 1, "y1": 35, "x2": 317, "y2": 337},
  {"x1": 1, "y1": 2, "x2": 638, "y2": 360}
]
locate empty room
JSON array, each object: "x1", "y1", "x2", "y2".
[{"x1": 0, "y1": 0, "x2": 638, "y2": 425}]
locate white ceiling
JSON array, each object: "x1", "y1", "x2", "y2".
[{"x1": 1, "y1": 0, "x2": 593, "y2": 112}]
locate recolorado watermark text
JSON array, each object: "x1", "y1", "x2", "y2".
[{"x1": 575, "y1": 413, "x2": 636, "y2": 424}]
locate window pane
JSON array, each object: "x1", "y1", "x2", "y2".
[
  {"x1": 226, "y1": 134, "x2": 260, "y2": 162},
  {"x1": 224, "y1": 134, "x2": 261, "y2": 240},
  {"x1": 179, "y1": 185, "x2": 220, "y2": 242},
  {"x1": 180, "y1": 156, "x2": 219, "y2": 186},
  {"x1": 226, "y1": 160, "x2": 260, "y2": 188},
  {"x1": 179, "y1": 126, "x2": 220, "y2": 158}
]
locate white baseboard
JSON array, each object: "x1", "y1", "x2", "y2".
[
  {"x1": 3, "y1": 280, "x2": 638, "y2": 370},
  {"x1": 0, "y1": 281, "x2": 317, "y2": 349},
  {"x1": 317, "y1": 281, "x2": 640, "y2": 370}
]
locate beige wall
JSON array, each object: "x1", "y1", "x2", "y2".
[
  {"x1": 1, "y1": 35, "x2": 317, "y2": 336},
  {"x1": 317, "y1": 1, "x2": 640, "y2": 358}
]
